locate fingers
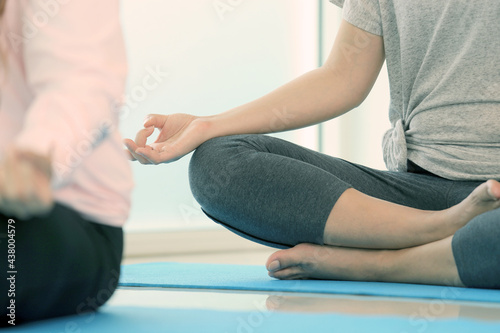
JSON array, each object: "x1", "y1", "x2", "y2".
[
  {"x1": 125, "y1": 113, "x2": 194, "y2": 164},
  {"x1": 135, "y1": 145, "x2": 182, "y2": 165},
  {"x1": 143, "y1": 114, "x2": 167, "y2": 129},
  {"x1": 123, "y1": 126, "x2": 156, "y2": 164},
  {"x1": 2, "y1": 150, "x2": 31, "y2": 219},
  {"x1": 135, "y1": 126, "x2": 155, "y2": 147},
  {"x1": 123, "y1": 149, "x2": 136, "y2": 161},
  {"x1": 29, "y1": 167, "x2": 54, "y2": 217},
  {"x1": 123, "y1": 139, "x2": 138, "y2": 161},
  {"x1": 123, "y1": 138, "x2": 152, "y2": 164},
  {"x1": 3, "y1": 150, "x2": 21, "y2": 205},
  {"x1": 134, "y1": 146, "x2": 163, "y2": 165},
  {"x1": 0, "y1": 150, "x2": 53, "y2": 219},
  {"x1": 124, "y1": 124, "x2": 175, "y2": 165}
]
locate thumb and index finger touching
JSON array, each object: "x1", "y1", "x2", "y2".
[
  {"x1": 123, "y1": 114, "x2": 166, "y2": 162},
  {"x1": 137, "y1": 114, "x2": 169, "y2": 145}
]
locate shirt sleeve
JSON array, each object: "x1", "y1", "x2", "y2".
[
  {"x1": 13, "y1": 0, "x2": 127, "y2": 187},
  {"x1": 330, "y1": 0, "x2": 383, "y2": 36}
]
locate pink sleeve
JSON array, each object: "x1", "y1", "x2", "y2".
[{"x1": 14, "y1": 0, "x2": 127, "y2": 186}]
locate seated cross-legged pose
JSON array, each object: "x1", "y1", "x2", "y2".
[
  {"x1": 125, "y1": 0, "x2": 500, "y2": 289},
  {"x1": 0, "y1": 0, "x2": 132, "y2": 325}
]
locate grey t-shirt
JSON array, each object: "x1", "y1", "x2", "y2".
[{"x1": 330, "y1": 0, "x2": 500, "y2": 181}]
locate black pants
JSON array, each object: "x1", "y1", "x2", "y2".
[{"x1": 0, "y1": 204, "x2": 123, "y2": 326}]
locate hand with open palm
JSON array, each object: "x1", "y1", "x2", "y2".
[{"x1": 124, "y1": 113, "x2": 213, "y2": 165}]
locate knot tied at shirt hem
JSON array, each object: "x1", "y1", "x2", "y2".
[{"x1": 383, "y1": 119, "x2": 408, "y2": 172}]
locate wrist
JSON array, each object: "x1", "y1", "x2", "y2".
[{"x1": 194, "y1": 116, "x2": 223, "y2": 141}]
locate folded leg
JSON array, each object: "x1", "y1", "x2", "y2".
[{"x1": 189, "y1": 134, "x2": 458, "y2": 248}]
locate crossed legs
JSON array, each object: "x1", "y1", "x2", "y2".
[{"x1": 189, "y1": 134, "x2": 500, "y2": 288}]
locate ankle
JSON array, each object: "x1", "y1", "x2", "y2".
[
  {"x1": 354, "y1": 249, "x2": 393, "y2": 281},
  {"x1": 371, "y1": 249, "x2": 400, "y2": 282},
  {"x1": 406, "y1": 210, "x2": 450, "y2": 247}
]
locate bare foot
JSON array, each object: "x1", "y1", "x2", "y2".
[
  {"x1": 424, "y1": 180, "x2": 500, "y2": 244},
  {"x1": 431, "y1": 179, "x2": 500, "y2": 239},
  {"x1": 414, "y1": 180, "x2": 500, "y2": 246},
  {"x1": 322, "y1": 180, "x2": 500, "y2": 250},
  {"x1": 266, "y1": 181, "x2": 500, "y2": 283},
  {"x1": 266, "y1": 243, "x2": 385, "y2": 281},
  {"x1": 457, "y1": 179, "x2": 500, "y2": 220},
  {"x1": 266, "y1": 236, "x2": 464, "y2": 286}
]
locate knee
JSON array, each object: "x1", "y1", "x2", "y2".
[
  {"x1": 190, "y1": 134, "x2": 253, "y2": 169},
  {"x1": 188, "y1": 135, "x2": 253, "y2": 208},
  {"x1": 189, "y1": 136, "x2": 229, "y2": 176},
  {"x1": 189, "y1": 137, "x2": 226, "y2": 204},
  {"x1": 453, "y1": 210, "x2": 500, "y2": 288}
]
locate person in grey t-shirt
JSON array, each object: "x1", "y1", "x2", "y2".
[{"x1": 126, "y1": 0, "x2": 500, "y2": 288}]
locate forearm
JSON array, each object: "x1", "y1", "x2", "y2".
[
  {"x1": 201, "y1": 66, "x2": 362, "y2": 138},
  {"x1": 126, "y1": 20, "x2": 385, "y2": 165}
]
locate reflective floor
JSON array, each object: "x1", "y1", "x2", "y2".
[
  {"x1": 109, "y1": 287, "x2": 500, "y2": 322},
  {"x1": 117, "y1": 244, "x2": 500, "y2": 326}
]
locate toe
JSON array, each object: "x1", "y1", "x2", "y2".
[
  {"x1": 266, "y1": 245, "x2": 318, "y2": 279},
  {"x1": 266, "y1": 248, "x2": 302, "y2": 273},
  {"x1": 269, "y1": 266, "x2": 307, "y2": 280},
  {"x1": 486, "y1": 180, "x2": 500, "y2": 200}
]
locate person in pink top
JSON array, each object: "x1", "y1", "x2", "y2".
[{"x1": 0, "y1": 0, "x2": 133, "y2": 326}]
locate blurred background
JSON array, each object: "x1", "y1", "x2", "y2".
[{"x1": 119, "y1": 0, "x2": 390, "y2": 237}]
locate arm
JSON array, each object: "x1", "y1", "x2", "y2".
[
  {"x1": 126, "y1": 20, "x2": 384, "y2": 164},
  {"x1": 14, "y1": 0, "x2": 127, "y2": 186},
  {"x1": 0, "y1": 0, "x2": 126, "y2": 218},
  {"x1": 204, "y1": 20, "x2": 385, "y2": 136}
]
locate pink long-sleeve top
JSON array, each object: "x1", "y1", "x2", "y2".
[{"x1": 0, "y1": 0, "x2": 133, "y2": 227}]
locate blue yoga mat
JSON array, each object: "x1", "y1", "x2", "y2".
[
  {"x1": 119, "y1": 262, "x2": 500, "y2": 303},
  {"x1": 9, "y1": 306, "x2": 500, "y2": 333}
]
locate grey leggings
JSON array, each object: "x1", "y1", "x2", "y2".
[{"x1": 188, "y1": 134, "x2": 500, "y2": 289}]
